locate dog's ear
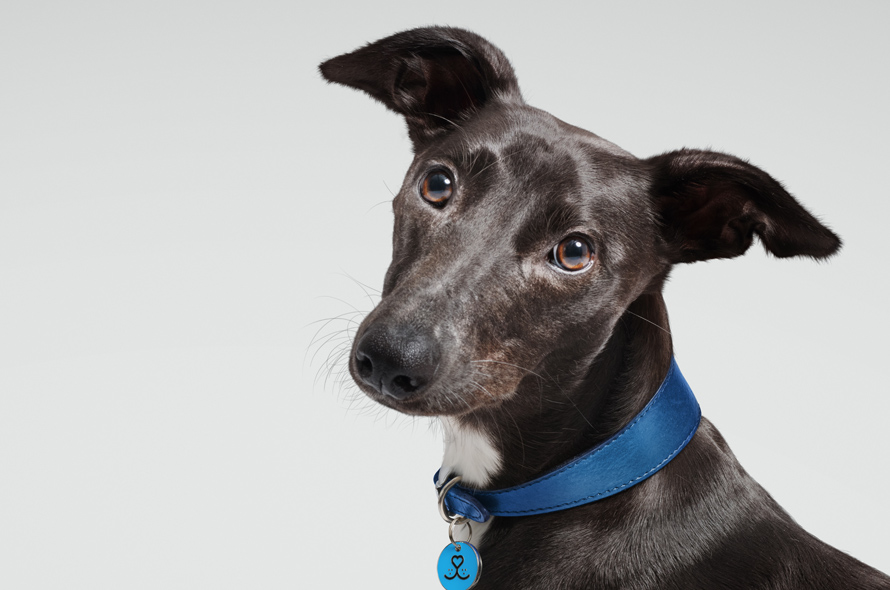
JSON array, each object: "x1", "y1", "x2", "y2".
[
  {"x1": 647, "y1": 149, "x2": 841, "y2": 263},
  {"x1": 318, "y1": 27, "x2": 521, "y2": 148}
]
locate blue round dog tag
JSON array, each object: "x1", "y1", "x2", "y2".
[{"x1": 437, "y1": 542, "x2": 482, "y2": 589}]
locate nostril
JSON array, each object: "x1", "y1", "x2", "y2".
[
  {"x1": 391, "y1": 374, "x2": 424, "y2": 395},
  {"x1": 356, "y1": 351, "x2": 374, "y2": 379},
  {"x1": 386, "y1": 374, "x2": 428, "y2": 399}
]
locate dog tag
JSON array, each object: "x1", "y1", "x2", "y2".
[{"x1": 437, "y1": 541, "x2": 482, "y2": 590}]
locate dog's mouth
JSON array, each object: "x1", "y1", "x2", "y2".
[{"x1": 348, "y1": 361, "x2": 505, "y2": 417}]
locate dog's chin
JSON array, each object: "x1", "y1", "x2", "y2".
[{"x1": 354, "y1": 380, "x2": 508, "y2": 418}]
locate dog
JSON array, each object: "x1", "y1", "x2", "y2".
[{"x1": 319, "y1": 27, "x2": 890, "y2": 589}]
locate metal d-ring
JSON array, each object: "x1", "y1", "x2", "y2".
[
  {"x1": 437, "y1": 475, "x2": 463, "y2": 523},
  {"x1": 448, "y1": 516, "x2": 473, "y2": 547}
]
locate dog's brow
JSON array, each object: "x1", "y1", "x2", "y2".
[
  {"x1": 513, "y1": 197, "x2": 585, "y2": 255},
  {"x1": 458, "y1": 148, "x2": 499, "y2": 179}
]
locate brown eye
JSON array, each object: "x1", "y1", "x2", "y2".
[
  {"x1": 420, "y1": 170, "x2": 453, "y2": 205},
  {"x1": 552, "y1": 237, "x2": 595, "y2": 272}
]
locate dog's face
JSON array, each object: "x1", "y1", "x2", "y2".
[
  {"x1": 350, "y1": 104, "x2": 661, "y2": 417},
  {"x1": 320, "y1": 27, "x2": 840, "y2": 418}
]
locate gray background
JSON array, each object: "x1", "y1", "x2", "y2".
[{"x1": 1, "y1": 1, "x2": 888, "y2": 588}]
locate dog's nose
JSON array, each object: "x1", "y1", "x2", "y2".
[{"x1": 354, "y1": 325, "x2": 440, "y2": 400}]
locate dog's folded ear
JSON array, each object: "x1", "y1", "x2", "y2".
[
  {"x1": 318, "y1": 27, "x2": 522, "y2": 148},
  {"x1": 647, "y1": 149, "x2": 841, "y2": 263}
]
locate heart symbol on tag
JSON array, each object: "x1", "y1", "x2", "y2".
[{"x1": 438, "y1": 542, "x2": 481, "y2": 587}]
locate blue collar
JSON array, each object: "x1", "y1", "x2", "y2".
[{"x1": 435, "y1": 357, "x2": 701, "y2": 522}]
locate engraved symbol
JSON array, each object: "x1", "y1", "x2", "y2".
[{"x1": 444, "y1": 554, "x2": 470, "y2": 580}]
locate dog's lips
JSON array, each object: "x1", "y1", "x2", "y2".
[{"x1": 352, "y1": 370, "x2": 516, "y2": 417}]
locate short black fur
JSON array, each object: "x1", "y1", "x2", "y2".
[{"x1": 319, "y1": 26, "x2": 887, "y2": 590}]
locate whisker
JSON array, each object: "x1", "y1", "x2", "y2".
[
  {"x1": 470, "y1": 359, "x2": 548, "y2": 381},
  {"x1": 336, "y1": 271, "x2": 382, "y2": 295},
  {"x1": 420, "y1": 111, "x2": 462, "y2": 129},
  {"x1": 305, "y1": 313, "x2": 361, "y2": 353},
  {"x1": 468, "y1": 379, "x2": 495, "y2": 399},
  {"x1": 304, "y1": 311, "x2": 363, "y2": 355},
  {"x1": 317, "y1": 340, "x2": 353, "y2": 390},
  {"x1": 471, "y1": 149, "x2": 523, "y2": 178},
  {"x1": 303, "y1": 310, "x2": 366, "y2": 328},
  {"x1": 311, "y1": 330, "x2": 354, "y2": 368},
  {"x1": 382, "y1": 180, "x2": 396, "y2": 198},
  {"x1": 365, "y1": 198, "x2": 393, "y2": 214},
  {"x1": 314, "y1": 294, "x2": 368, "y2": 314},
  {"x1": 623, "y1": 309, "x2": 672, "y2": 336}
]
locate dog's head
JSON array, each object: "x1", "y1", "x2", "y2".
[{"x1": 320, "y1": 27, "x2": 840, "y2": 418}]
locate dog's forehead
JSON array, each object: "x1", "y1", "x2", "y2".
[
  {"x1": 412, "y1": 105, "x2": 653, "y2": 257},
  {"x1": 428, "y1": 105, "x2": 645, "y2": 205},
  {"x1": 435, "y1": 105, "x2": 632, "y2": 167}
]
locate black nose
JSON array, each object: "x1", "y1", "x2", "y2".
[{"x1": 354, "y1": 325, "x2": 440, "y2": 400}]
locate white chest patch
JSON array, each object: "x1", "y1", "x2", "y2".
[
  {"x1": 438, "y1": 418, "x2": 502, "y2": 546},
  {"x1": 438, "y1": 417, "x2": 502, "y2": 488}
]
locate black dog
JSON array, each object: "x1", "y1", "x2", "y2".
[{"x1": 319, "y1": 27, "x2": 889, "y2": 589}]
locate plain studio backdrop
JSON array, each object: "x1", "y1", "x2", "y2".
[{"x1": 1, "y1": 1, "x2": 888, "y2": 588}]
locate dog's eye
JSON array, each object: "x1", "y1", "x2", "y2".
[
  {"x1": 420, "y1": 170, "x2": 453, "y2": 205},
  {"x1": 552, "y1": 237, "x2": 595, "y2": 272}
]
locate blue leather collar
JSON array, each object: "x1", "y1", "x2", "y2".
[{"x1": 435, "y1": 357, "x2": 701, "y2": 523}]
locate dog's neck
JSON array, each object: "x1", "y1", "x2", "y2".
[{"x1": 440, "y1": 292, "x2": 673, "y2": 490}]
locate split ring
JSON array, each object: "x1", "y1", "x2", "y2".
[
  {"x1": 437, "y1": 475, "x2": 463, "y2": 523},
  {"x1": 448, "y1": 516, "x2": 473, "y2": 547}
]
